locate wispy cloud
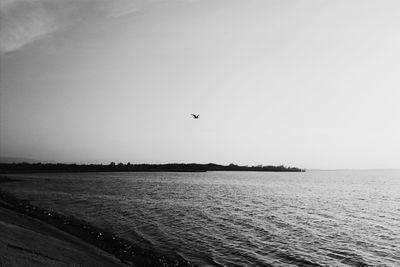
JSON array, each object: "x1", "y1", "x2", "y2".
[
  {"x1": 105, "y1": 0, "x2": 204, "y2": 19},
  {"x1": 0, "y1": 0, "x2": 111, "y2": 54},
  {"x1": 107, "y1": 5, "x2": 142, "y2": 19},
  {"x1": 0, "y1": 0, "x2": 202, "y2": 54},
  {"x1": 0, "y1": 0, "x2": 57, "y2": 54}
]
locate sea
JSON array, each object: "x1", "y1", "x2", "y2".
[{"x1": 1, "y1": 170, "x2": 399, "y2": 267}]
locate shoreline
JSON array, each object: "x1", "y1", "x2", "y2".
[
  {"x1": 0, "y1": 176, "x2": 194, "y2": 267},
  {"x1": 0, "y1": 162, "x2": 305, "y2": 173}
]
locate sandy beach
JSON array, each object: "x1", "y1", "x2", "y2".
[
  {"x1": 0, "y1": 206, "x2": 127, "y2": 267},
  {"x1": 0, "y1": 175, "x2": 125, "y2": 266}
]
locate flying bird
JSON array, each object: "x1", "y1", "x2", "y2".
[{"x1": 191, "y1": 114, "x2": 200, "y2": 119}]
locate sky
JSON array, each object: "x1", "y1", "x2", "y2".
[{"x1": 1, "y1": 0, "x2": 400, "y2": 169}]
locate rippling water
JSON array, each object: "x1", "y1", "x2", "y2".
[{"x1": 2, "y1": 171, "x2": 400, "y2": 266}]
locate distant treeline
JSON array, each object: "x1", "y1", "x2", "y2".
[{"x1": 0, "y1": 162, "x2": 305, "y2": 173}]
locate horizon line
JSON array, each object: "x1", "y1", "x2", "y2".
[{"x1": 1, "y1": 158, "x2": 400, "y2": 171}]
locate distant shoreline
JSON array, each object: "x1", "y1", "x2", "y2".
[{"x1": 0, "y1": 162, "x2": 305, "y2": 173}]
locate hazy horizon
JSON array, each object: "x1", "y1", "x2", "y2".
[{"x1": 1, "y1": 0, "x2": 400, "y2": 169}]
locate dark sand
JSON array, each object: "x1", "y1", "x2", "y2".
[{"x1": 0, "y1": 206, "x2": 128, "y2": 267}]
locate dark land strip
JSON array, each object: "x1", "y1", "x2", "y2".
[{"x1": 1, "y1": 162, "x2": 305, "y2": 173}]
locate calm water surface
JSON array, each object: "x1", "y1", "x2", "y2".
[{"x1": 2, "y1": 171, "x2": 400, "y2": 266}]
